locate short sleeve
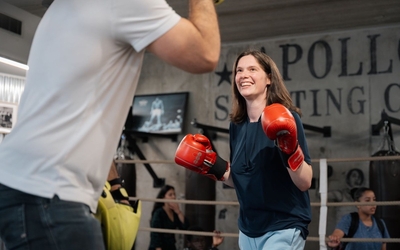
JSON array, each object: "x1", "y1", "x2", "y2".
[
  {"x1": 112, "y1": 0, "x2": 181, "y2": 52},
  {"x1": 336, "y1": 213, "x2": 352, "y2": 235},
  {"x1": 380, "y1": 219, "x2": 391, "y2": 238}
]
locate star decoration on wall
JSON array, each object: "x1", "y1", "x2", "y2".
[{"x1": 215, "y1": 63, "x2": 232, "y2": 86}]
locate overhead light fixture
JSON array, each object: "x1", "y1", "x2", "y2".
[{"x1": 0, "y1": 56, "x2": 29, "y2": 71}]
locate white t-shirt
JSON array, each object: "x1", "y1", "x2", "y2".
[{"x1": 0, "y1": 0, "x2": 180, "y2": 211}]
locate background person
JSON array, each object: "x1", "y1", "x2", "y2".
[
  {"x1": 327, "y1": 187, "x2": 390, "y2": 250},
  {"x1": 174, "y1": 49, "x2": 313, "y2": 249},
  {"x1": 149, "y1": 185, "x2": 190, "y2": 250},
  {"x1": 184, "y1": 225, "x2": 224, "y2": 250},
  {"x1": 0, "y1": 0, "x2": 220, "y2": 249},
  {"x1": 326, "y1": 167, "x2": 366, "y2": 225}
]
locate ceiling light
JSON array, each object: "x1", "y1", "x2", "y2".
[{"x1": 0, "y1": 56, "x2": 29, "y2": 71}]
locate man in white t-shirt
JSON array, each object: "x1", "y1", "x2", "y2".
[{"x1": 0, "y1": 0, "x2": 221, "y2": 249}]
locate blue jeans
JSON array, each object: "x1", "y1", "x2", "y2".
[
  {"x1": 0, "y1": 183, "x2": 105, "y2": 250},
  {"x1": 239, "y1": 228, "x2": 306, "y2": 250}
]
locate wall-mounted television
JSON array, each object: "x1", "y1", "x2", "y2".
[{"x1": 124, "y1": 92, "x2": 189, "y2": 135}]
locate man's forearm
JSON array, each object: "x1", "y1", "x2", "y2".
[{"x1": 107, "y1": 162, "x2": 120, "y2": 183}]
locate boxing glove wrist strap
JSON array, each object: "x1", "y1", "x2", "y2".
[
  {"x1": 278, "y1": 143, "x2": 304, "y2": 171},
  {"x1": 110, "y1": 187, "x2": 130, "y2": 203},
  {"x1": 207, "y1": 155, "x2": 228, "y2": 181},
  {"x1": 108, "y1": 177, "x2": 123, "y2": 187}
]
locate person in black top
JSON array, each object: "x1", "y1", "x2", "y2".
[
  {"x1": 149, "y1": 185, "x2": 190, "y2": 250},
  {"x1": 174, "y1": 49, "x2": 313, "y2": 249}
]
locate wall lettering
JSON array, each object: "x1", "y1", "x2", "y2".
[
  {"x1": 213, "y1": 31, "x2": 399, "y2": 121},
  {"x1": 308, "y1": 40, "x2": 332, "y2": 79},
  {"x1": 279, "y1": 33, "x2": 394, "y2": 80},
  {"x1": 384, "y1": 83, "x2": 400, "y2": 112},
  {"x1": 279, "y1": 44, "x2": 302, "y2": 81},
  {"x1": 338, "y1": 37, "x2": 362, "y2": 77},
  {"x1": 367, "y1": 34, "x2": 392, "y2": 75},
  {"x1": 215, "y1": 83, "x2": 398, "y2": 120},
  {"x1": 347, "y1": 86, "x2": 366, "y2": 114},
  {"x1": 214, "y1": 95, "x2": 229, "y2": 121}
]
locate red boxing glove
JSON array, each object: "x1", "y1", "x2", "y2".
[
  {"x1": 261, "y1": 103, "x2": 304, "y2": 171},
  {"x1": 175, "y1": 134, "x2": 228, "y2": 181}
]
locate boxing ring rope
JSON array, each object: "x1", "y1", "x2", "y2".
[
  {"x1": 115, "y1": 155, "x2": 400, "y2": 165},
  {"x1": 115, "y1": 155, "x2": 400, "y2": 248},
  {"x1": 130, "y1": 197, "x2": 400, "y2": 208},
  {"x1": 131, "y1": 199, "x2": 400, "y2": 241}
]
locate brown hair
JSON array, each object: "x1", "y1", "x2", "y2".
[
  {"x1": 230, "y1": 49, "x2": 301, "y2": 124},
  {"x1": 150, "y1": 184, "x2": 175, "y2": 217}
]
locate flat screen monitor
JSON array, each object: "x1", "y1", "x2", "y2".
[{"x1": 125, "y1": 92, "x2": 189, "y2": 135}]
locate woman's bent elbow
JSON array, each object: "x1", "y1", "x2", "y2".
[{"x1": 298, "y1": 179, "x2": 312, "y2": 192}]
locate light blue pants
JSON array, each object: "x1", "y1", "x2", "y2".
[
  {"x1": 239, "y1": 228, "x2": 306, "y2": 250},
  {"x1": 0, "y1": 183, "x2": 105, "y2": 250}
]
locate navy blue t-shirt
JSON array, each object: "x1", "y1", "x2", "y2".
[{"x1": 229, "y1": 112, "x2": 312, "y2": 239}]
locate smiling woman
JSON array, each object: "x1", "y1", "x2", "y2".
[{"x1": 173, "y1": 49, "x2": 314, "y2": 250}]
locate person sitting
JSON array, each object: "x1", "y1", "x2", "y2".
[
  {"x1": 184, "y1": 226, "x2": 224, "y2": 250},
  {"x1": 327, "y1": 187, "x2": 390, "y2": 250}
]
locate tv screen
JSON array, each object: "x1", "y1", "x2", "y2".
[{"x1": 125, "y1": 92, "x2": 189, "y2": 135}]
